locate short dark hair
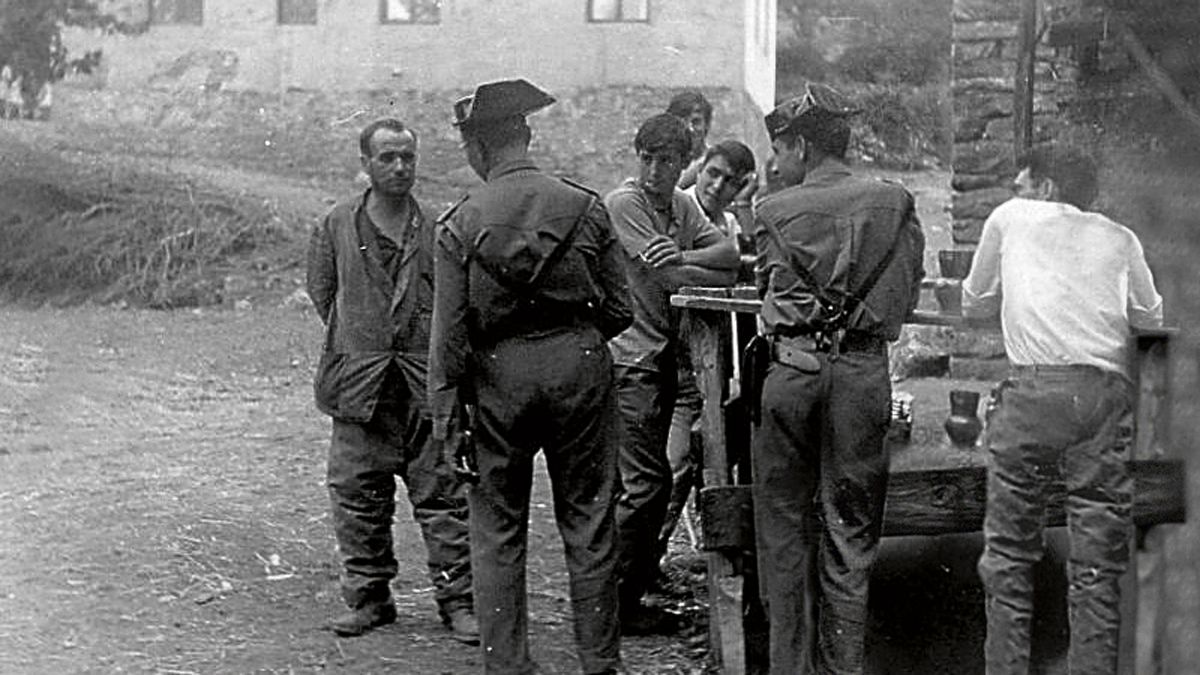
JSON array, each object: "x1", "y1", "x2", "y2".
[
  {"x1": 794, "y1": 113, "x2": 851, "y2": 159},
  {"x1": 704, "y1": 140, "x2": 756, "y2": 178},
  {"x1": 359, "y1": 118, "x2": 416, "y2": 157},
  {"x1": 634, "y1": 113, "x2": 692, "y2": 160},
  {"x1": 666, "y1": 91, "x2": 713, "y2": 125},
  {"x1": 466, "y1": 117, "x2": 532, "y2": 151},
  {"x1": 1018, "y1": 143, "x2": 1099, "y2": 209}
]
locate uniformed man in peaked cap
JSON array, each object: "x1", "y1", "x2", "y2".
[
  {"x1": 428, "y1": 78, "x2": 632, "y2": 675},
  {"x1": 752, "y1": 83, "x2": 925, "y2": 674}
]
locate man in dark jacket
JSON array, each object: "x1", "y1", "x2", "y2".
[
  {"x1": 752, "y1": 84, "x2": 925, "y2": 674},
  {"x1": 306, "y1": 118, "x2": 477, "y2": 641},
  {"x1": 429, "y1": 79, "x2": 633, "y2": 675}
]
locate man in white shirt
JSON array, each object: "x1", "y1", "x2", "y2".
[
  {"x1": 659, "y1": 140, "x2": 757, "y2": 555},
  {"x1": 962, "y1": 143, "x2": 1163, "y2": 675}
]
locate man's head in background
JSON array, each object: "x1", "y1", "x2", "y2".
[
  {"x1": 667, "y1": 91, "x2": 713, "y2": 160},
  {"x1": 1012, "y1": 143, "x2": 1099, "y2": 210}
]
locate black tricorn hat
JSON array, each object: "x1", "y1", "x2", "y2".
[
  {"x1": 765, "y1": 82, "x2": 860, "y2": 141},
  {"x1": 453, "y1": 78, "x2": 556, "y2": 131}
]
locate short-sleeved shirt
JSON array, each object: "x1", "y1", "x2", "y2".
[{"x1": 604, "y1": 178, "x2": 727, "y2": 373}]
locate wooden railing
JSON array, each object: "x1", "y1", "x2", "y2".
[{"x1": 671, "y1": 285, "x2": 1184, "y2": 675}]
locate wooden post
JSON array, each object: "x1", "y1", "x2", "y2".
[
  {"x1": 1120, "y1": 330, "x2": 1174, "y2": 674},
  {"x1": 1014, "y1": 0, "x2": 1038, "y2": 159},
  {"x1": 687, "y1": 308, "x2": 745, "y2": 675}
]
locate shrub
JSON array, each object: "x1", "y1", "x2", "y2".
[{"x1": 0, "y1": 184, "x2": 288, "y2": 307}]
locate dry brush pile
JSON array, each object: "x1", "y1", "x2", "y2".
[{"x1": 0, "y1": 166, "x2": 294, "y2": 308}]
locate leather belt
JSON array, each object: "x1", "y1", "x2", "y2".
[
  {"x1": 772, "y1": 336, "x2": 822, "y2": 373},
  {"x1": 773, "y1": 332, "x2": 887, "y2": 356}
]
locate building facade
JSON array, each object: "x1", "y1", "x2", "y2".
[{"x1": 70, "y1": 0, "x2": 776, "y2": 114}]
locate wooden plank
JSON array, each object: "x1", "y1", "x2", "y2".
[
  {"x1": 699, "y1": 483, "x2": 756, "y2": 551},
  {"x1": 698, "y1": 460, "x2": 1185, "y2": 550},
  {"x1": 686, "y1": 308, "x2": 745, "y2": 675},
  {"x1": 671, "y1": 286, "x2": 980, "y2": 327},
  {"x1": 1122, "y1": 330, "x2": 1173, "y2": 675}
]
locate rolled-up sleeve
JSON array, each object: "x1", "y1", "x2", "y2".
[
  {"x1": 961, "y1": 212, "x2": 1003, "y2": 320},
  {"x1": 1126, "y1": 235, "x2": 1164, "y2": 329},
  {"x1": 428, "y1": 220, "x2": 471, "y2": 441}
]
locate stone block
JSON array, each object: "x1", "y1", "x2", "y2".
[
  {"x1": 953, "y1": 76, "x2": 1014, "y2": 94},
  {"x1": 953, "y1": 187, "x2": 1013, "y2": 220},
  {"x1": 1033, "y1": 93, "x2": 1059, "y2": 115},
  {"x1": 953, "y1": 92, "x2": 1012, "y2": 120},
  {"x1": 954, "y1": 58, "x2": 1060, "y2": 83},
  {"x1": 955, "y1": 21, "x2": 1019, "y2": 42},
  {"x1": 984, "y1": 114, "x2": 1058, "y2": 142},
  {"x1": 983, "y1": 116, "x2": 1014, "y2": 141},
  {"x1": 948, "y1": 330, "x2": 1007, "y2": 358},
  {"x1": 953, "y1": 0, "x2": 1020, "y2": 22},
  {"x1": 952, "y1": 173, "x2": 1004, "y2": 191},
  {"x1": 950, "y1": 356, "x2": 1011, "y2": 381},
  {"x1": 954, "y1": 58, "x2": 1014, "y2": 80},
  {"x1": 953, "y1": 41, "x2": 1002, "y2": 64},
  {"x1": 953, "y1": 140, "x2": 1014, "y2": 175},
  {"x1": 952, "y1": 218, "x2": 986, "y2": 244},
  {"x1": 955, "y1": 117, "x2": 987, "y2": 143}
]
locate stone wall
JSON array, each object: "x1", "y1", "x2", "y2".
[{"x1": 950, "y1": 0, "x2": 1077, "y2": 245}]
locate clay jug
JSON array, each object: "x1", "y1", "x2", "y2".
[{"x1": 944, "y1": 389, "x2": 983, "y2": 447}]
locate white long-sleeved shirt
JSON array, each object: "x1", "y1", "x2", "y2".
[{"x1": 962, "y1": 197, "x2": 1163, "y2": 376}]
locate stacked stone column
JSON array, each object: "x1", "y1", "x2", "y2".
[{"x1": 951, "y1": 0, "x2": 1073, "y2": 245}]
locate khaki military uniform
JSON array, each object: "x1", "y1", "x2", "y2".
[{"x1": 429, "y1": 159, "x2": 632, "y2": 675}]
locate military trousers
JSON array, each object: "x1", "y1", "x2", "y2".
[
  {"x1": 613, "y1": 364, "x2": 678, "y2": 608},
  {"x1": 751, "y1": 349, "x2": 891, "y2": 675},
  {"x1": 978, "y1": 366, "x2": 1133, "y2": 675},
  {"x1": 327, "y1": 366, "x2": 472, "y2": 615},
  {"x1": 470, "y1": 327, "x2": 623, "y2": 675}
]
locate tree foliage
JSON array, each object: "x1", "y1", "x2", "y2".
[
  {"x1": 0, "y1": 0, "x2": 142, "y2": 83},
  {"x1": 777, "y1": 0, "x2": 951, "y2": 86}
]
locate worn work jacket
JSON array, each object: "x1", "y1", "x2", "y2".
[
  {"x1": 428, "y1": 158, "x2": 633, "y2": 441},
  {"x1": 754, "y1": 161, "x2": 926, "y2": 342},
  {"x1": 306, "y1": 190, "x2": 434, "y2": 422}
]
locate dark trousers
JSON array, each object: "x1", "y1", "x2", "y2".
[
  {"x1": 471, "y1": 328, "x2": 623, "y2": 675},
  {"x1": 613, "y1": 364, "x2": 678, "y2": 608},
  {"x1": 978, "y1": 367, "x2": 1133, "y2": 675},
  {"x1": 751, "y1": 351, "x2": 891, "y2": 675},
  {"x1": 327, "y1": 367, "x2": 472, "y2": 615}
]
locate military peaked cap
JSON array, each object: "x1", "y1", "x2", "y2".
[
  {"x1": 765, "y1": 82, "x2": 860, "y2": 141},
  {"x1": 453, "y1": 79, "x2": 556, "y2": 130}
]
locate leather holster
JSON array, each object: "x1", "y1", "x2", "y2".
[{"x1": 771, "y1": 335, "x2": 822, "y2": 374}]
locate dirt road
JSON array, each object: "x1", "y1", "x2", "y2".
[{"x1": 0, "y1": 304, "x2": 710, "y2": 674}]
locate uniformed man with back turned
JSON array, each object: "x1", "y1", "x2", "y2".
[
  {"x1": 752, "y1": 83, "x2": 925, "y2": 674},
  {"x1": 428, "y1": 78, "x2": 633, "y2": 675}
]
